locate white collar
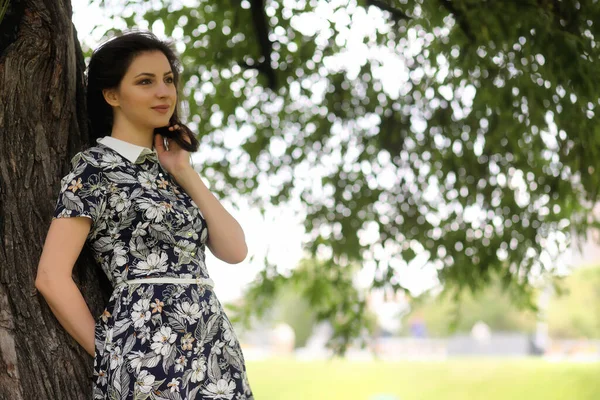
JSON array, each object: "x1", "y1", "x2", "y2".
[{"x1": 96, "y1": 136, "x2": 157, "y2": 164}]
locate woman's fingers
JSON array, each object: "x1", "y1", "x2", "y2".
[{"x1": 154, "y1": 133, "x2": 164, "y2": 151}]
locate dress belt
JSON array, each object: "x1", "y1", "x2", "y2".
[{"x1": 114, "y1": 276, "x2": 215, "y2": 290}]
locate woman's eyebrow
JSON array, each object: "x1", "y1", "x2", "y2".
[{"x1": 134, "y1": 71, "x2": 173, "y2": 78}]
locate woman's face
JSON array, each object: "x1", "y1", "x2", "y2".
[{"x1": 105, "y1": 50, "x2": 177, "y2": 129}]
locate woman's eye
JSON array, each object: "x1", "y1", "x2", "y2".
[{"x1": 139, "y1": 77, "x2": 173, "y2": 84}]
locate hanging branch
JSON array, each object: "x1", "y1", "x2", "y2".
[{"x1": 242, "y1": 0, "x2": 278, "y2": 91}]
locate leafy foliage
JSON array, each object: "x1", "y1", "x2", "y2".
[
  {"x1": 227, "y1": 256, "x2": 378, "y2": 355},
  {"x1": 89, "y1": 0, "x2": 600, "y2": 353}
]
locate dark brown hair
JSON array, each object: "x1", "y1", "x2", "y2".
[{"x1": 86, "y1": 29, "x2": 199, "y2": 152}]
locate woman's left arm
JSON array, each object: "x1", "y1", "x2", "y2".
[{"x1": 171, "y1": 166, "x2": 248, "y2": 264}]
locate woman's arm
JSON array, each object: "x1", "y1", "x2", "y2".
[
  {"x1": 35, "y1": 217, "x2": 96, "y2": 357},
  {"x1": 172, "y1": 167, "x2": 248, "y2": 264},
  {"x1": 37, "y1": 279, "x2": 96, "y2": 357}
]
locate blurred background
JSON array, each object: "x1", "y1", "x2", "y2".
[{"x1": 71, "y1": 1, "x2": 600, "y2": 399}]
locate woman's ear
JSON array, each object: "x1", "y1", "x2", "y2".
[{"x1": 102, "y1": 88, "x2": 119, "y2": 107}]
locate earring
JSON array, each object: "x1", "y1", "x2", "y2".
[{"x1": 163, "y1": 136, "x2": 170, "y2": 151}]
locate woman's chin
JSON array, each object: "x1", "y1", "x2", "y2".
[{"x1": 149, "y1": 117, "x2": 172, "y2": 128}]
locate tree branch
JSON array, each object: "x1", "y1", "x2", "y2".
[
  {"x1": 245, "y1": 0, "x2": 278, "y2": 91},
  {"x1": 366, "y1": 0, "x2": 412, "y2": 22}
]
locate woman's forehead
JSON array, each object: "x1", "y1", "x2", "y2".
[{"x1": 126, "y1": 51, "x2": 172, "y2": 76}]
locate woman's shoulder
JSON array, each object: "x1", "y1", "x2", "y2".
[{"x1": 69, "y1": 144, "x2": 112, "y2": 170}]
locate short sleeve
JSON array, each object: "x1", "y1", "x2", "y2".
[{"x1": 52, "y1": 152, "x2": 106, "y2": 228}]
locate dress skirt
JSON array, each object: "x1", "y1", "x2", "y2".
[{"x1": 92, "y1": 277, "x2": 254, "y2": 400}]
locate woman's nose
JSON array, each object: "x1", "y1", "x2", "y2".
[{"x1": 156, "y1": 81, "x2": 172, "y2": 97}]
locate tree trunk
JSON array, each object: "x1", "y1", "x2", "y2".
[{"x1": 0, "y1": 1, "x2": 112, "y2": 398}]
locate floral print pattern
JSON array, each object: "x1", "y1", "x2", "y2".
[{"x1": 53, "y1": 142, "x2": 254, "y2": 399}]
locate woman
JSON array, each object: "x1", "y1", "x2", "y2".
[{"x1": 35, "y1": 29, "x2": 254, "y2": 399}]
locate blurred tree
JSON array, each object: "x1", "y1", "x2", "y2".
[
  {"x1": 547, "y1": 264, "x2": 600, "y2": 338},
  {"x1": 272, "y1": 289, "x2": 316, "y2": 348},
  {"x1": 402, "y1": 264, "x2": 600, "y2": 339},
  {"x1": 90, "y1": 0, "x2": 600, "y2": 354},
  {"x1": 401, "y1": 278, "x2": 538, "y2": 337}
]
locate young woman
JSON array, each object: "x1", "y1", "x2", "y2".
[{"x1": 35, "y1": 29, "x2": 254, "y2": 399}]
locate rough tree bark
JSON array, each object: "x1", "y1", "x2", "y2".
[{"x1": 0, "y1": 0, "x2": 112, "y2": 398}]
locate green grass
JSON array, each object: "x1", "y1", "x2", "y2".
[{"x1": 245, "y1": 357, "x2": 600, "y2": 400}]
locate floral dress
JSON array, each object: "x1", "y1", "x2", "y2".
[{"x1": 52, "y1": 142, "x2": 254, "y2": 400}]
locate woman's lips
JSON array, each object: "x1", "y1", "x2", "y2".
[{"x1": 152, "y1": 106, "x2": 169, "y2": 114}]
